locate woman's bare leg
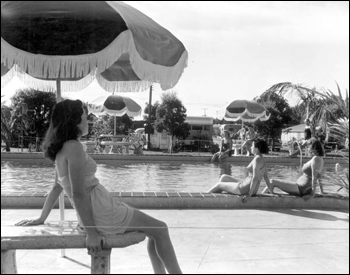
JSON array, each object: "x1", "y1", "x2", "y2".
[
  {"x1": 211, "y1": 152, "x2": 219, "y2": 162},
  {"x1": 207, "y1": 174, "x2": 241, "y2": 194},
  {"x1": 125, "y1": 210, "x2": 182, "y2": 274},
  {"x1": 270, "y1": 179, "x2": 300, "y2": 196},
  {"x1": 147, "y1": 238, "x2": 166, "y2": 274},
  {"x1": 218, "y1": 153, "x2": 229, "y2": 163}
]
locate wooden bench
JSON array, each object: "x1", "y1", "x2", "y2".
[{"x1": 1, "y1": 221, "x2": 146, "y2": 274}]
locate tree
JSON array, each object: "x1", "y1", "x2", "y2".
[
  {"x1": 89, "y1": 114, "x2": 133, "y2": 137},
  {"x1": 144, "y1": 101, "x2": 160, "y2": 134},
  {"x1": 254, "y1": 91, "x2": 294, "y2": 140},
  {"x1": 1, "y1": 99, "x2": 12, "y2": 151},
  {"x1": 154, "y1": 91, "x2": 190, "y2": 152},
  {"x1": 112, "y1": 114, "x2": 133, "y2": 134},
  {"x1": 10, "y1": 89, "x2": 56, "y2": 149},
  {"x1": 143, "y1": 101, "x2": 160, "y2": 121},
  {"x1": 266, "y1": 82, "x2": 349, "y2": 145}
]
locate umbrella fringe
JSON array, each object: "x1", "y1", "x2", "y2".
[
  {"x1": 107, "y1": 1, "x2": 188, "y2": 90},
  {"x1": 1, "y1": 63, "x2": 15, "y2": 88},
  {"x1": 2, "y1": 29, "x2": 188, "y2": 91},
  {"x1": 89, "y1": 108, "x2": 141, "y2": 117},
  {"x1": 129, "y1": 41, "x2": 188, "y2": 90},
  {"x1": 96, "y1": 75, "x2": 152, "y2": 93},
  {"x1": 225, "y1": 116, "x2": 260, "y2": 122},
  {"x1": 1, "y1": 32, "x2": 130, "y2": 80},
  {"x1": 1, "y1": 65, "x2": 97, "y2": 93},
  {"x1": 225, "y1": 109, "x2": 270, "y2": 118}
]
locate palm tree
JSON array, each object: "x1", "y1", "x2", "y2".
[
  {"x1": 1, "y1": 97, "x2": 32, "y2": 151},
  {"x1": 266, "y1": 82, "x2": 349, "y2": 144}
]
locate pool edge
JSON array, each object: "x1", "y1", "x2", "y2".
[{"x1": 1, "y1": 192, "x2": 348, "y2": 210}]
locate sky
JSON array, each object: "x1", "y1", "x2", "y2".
[{"x1": 1, "y1": 1, "x2": 349, "y2": 119}]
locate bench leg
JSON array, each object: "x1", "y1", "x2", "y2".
[
  {"x1": 1, "y1": 250, "x2": 17, "y2": 274},
  {"x1": 90, "y1": 248, "x2": 111, "y2": 274}
]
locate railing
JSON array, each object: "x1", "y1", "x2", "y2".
[{"x1": 1, "y1": 136, "x2": 45, "y2": 152}]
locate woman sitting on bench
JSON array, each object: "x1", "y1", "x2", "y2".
[{"x1": 15, "y1": 99, "x2": 182, "y2": 274}]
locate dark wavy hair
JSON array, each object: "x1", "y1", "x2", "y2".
[
  {"x1": 42, "y1": 99, "x2": 84, "y2": 161},
  {"x1": 253, "y1": 138, "x2": 269, "y2": 154},
  {"x1": 309, "y1": 138, "x2": 324, "y2": 157}
]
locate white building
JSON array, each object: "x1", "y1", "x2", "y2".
[{"x1": 149, "y1": 116, "x2": 214, "y2": 150}]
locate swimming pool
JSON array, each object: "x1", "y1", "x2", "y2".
[{"x1": 1, "y1": 160, "x2": 344, "y2": 194}]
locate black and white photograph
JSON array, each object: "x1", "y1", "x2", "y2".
[{"x1": 1, "y1": 1, "x2": 349, "y2": 274}]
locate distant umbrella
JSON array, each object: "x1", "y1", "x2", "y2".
[
  {"x1": 88, "y1": 95, "x2": 141, "y2": 135},
  {"x1": 224, "y1": 100, "x2": 270, "y2": 123}
]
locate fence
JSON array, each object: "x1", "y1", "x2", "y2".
[{"x1": 1, "y1": 136, "x2": 45, "y2": 152}]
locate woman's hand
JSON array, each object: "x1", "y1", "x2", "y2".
[
  {"x1": 86, "y1": 233, "x2": 105, "y2": 254},
  {"x1": 241, "y1": 195, "x2": 248, "y2": 203},
  {"x1": 15, "y1": 217, "x2": 44, "y2": 226}
]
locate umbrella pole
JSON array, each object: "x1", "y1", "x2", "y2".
[
  {"x1": 56, "y1": 169, "x2": 66, "y2": 257},
  {"x1": 56, "y1": 78, "x2": 62, "y2": 102},
  {"x1": 56, "y1": 78, "x2": 65, "y2": 256},
  {"x1": 114, "y1": 116, "x2": 116, "y2": 135},
  {"x1": 148, "y1": 85, "x2": 153, "y2": 150}
]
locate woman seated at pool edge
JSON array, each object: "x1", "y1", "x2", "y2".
[
  {"x1": 207, "y1": 138, "x2": 273, "y2": 201},
  {"x1": 211, "y1": 130, "x2": 233, "y2": 163},
  {"x1": 15, "y1": 99, "x2": 182, "y2": 274},
  {"x1": 263, "y1": 138, "x2": 325, "y2": 200},
  {"x1": 241, "y1": 126, "x2": 256, "y2": 156}
]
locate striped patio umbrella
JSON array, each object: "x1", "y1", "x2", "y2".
[
  {"x1": 1, "y1": 1, "x2": 187, "y2": 236},
  {"x1": 1, "y1": 1, "x2": 188, "y2": 97},
  {"x1": 224, "y1": 100, "x2": 271, "y2": 123},
  {"x1": 88, "y1": 95, "x2": 141, "y2": 135}
]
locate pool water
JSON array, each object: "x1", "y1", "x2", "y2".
[{"x1": 1, "y1": 160, "x2": 345, "y2": 195}]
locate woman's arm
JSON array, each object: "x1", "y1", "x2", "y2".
[
  {"x1": 219, "y1": 139, "x2": 224, "y2": 153},
  {"x1": 245, "y1": 159, "x2": 253, "y2": 172},
  {"x1": 263, "y1": 170, "x2": 274, "y2": 194},
  {"x1": 39, "y1": 181, "x2": 63, "y2": 222},
  {"x1": 16, "y1": 181, "x2": 63, "y2": 226},
  {"x1": 318, "y1": 179, "x2": 325, "y2": 194},
  {"x1": 67, "y1": 141, "x2": 104, "y2": 253}
]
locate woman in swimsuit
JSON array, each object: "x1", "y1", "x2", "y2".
[
  {"x1": 266, "y1": 138, "x2": 324, "y2": 200},
  {"x1": 208, "y1": 138, "x2": 273, "y2": 201},
  {"x1": 211, "y1": 130, "x2": 233, "y2": 163},
  {"x1": 241, "y1": 126, "x2": 256, "y2": 156},
  {"x1": 15, "y1": 99, "x2": 182, "y2": 274},
  {"x1": 289, "y1": 118, "x2": 314, "y2": 157}
]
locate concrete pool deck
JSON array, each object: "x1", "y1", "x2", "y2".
[{"x1": 1, "y1": 208, "x2": 349, "y2": 274}]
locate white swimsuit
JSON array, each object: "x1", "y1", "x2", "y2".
[{"x1": 57, "y1": 151, "x2": 134, "y2": 235}]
